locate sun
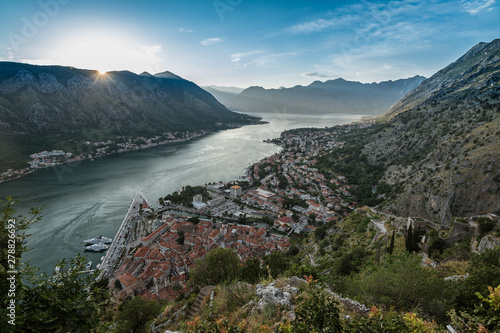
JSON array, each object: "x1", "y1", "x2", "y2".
[{"x1": 54, "y1": 31, "x2": 163, "y2": 74}]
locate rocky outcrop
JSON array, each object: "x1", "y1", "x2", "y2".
[
  {"x1": 478, "y1": 235, "x2": 500, "y2": 252},
  {"x1": 255, "y1": 281, "x2": 299, "y2": 309}
]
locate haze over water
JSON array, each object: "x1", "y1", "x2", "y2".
[{"x1": 0, "y1": 112, "x2": 364, "y2": 272}]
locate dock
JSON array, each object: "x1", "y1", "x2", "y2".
[{"x1": 97, "y1": 191, "x2": 150, "y2": 281}]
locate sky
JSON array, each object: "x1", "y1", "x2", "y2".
[{"x1": 0, "y1": 0, "x2": 499, "y2": 88}]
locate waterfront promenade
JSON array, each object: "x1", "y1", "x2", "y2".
[{"x1": 97, "y1": 191, "x2": 149, "y2": 281}]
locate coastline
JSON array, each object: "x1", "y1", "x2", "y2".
[{"x1": 0, "y1": 120, "x2": 268, "y2": 185}]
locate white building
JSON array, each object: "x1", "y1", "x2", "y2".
[{"x1": 230, "y1": 185, "x2": 243, "y2": 197}]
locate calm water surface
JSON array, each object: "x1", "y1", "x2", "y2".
[{"x1": 0, "y1": 112, "x2": 364, "y2": 272}]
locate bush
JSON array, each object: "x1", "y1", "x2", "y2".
[
  {"x1": 477, "y1": 217, "x2": 495, "y2": 234},
  {"x1": 345, "y1": 254, "x2": 455, "y2": 321},
  {"x1": 289, "y1": 279, "x2": 342, "y2": 332},
  {"x1": 189, "y1": 248, "x2": 240, "y2": 288}
]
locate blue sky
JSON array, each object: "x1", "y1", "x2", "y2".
[{"x1": 1, "y1": 0, "x2": 499, "y2": 88}]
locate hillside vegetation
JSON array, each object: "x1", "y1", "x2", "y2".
[{"x1": 361, "y1": 39, "x2": 500, "y2": 224}]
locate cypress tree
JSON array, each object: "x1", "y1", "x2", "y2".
[
  {"x1": 405, "y1": 224, "x2": 413, "y2": 253},
  {"x1": 388, "y1": 230, "x2": 395, "y2": 255}
]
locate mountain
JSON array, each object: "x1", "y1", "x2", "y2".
[
  {"x1": 363, "y1": 39, "x2": 500, "y2": 223},
  {"x1": 202, "y1": 85, "x2": 244, "y2": 105},
  {"x1": 0, "y1": 62, "x2": 259, "y2": 171},
  {"x1": 225, "y1": 76, "x2": 426, "y2": 115}
]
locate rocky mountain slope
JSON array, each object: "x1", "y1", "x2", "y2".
[
  {"x1": 225, "y1": 76, "x2": 425, "y2": 115},
  {"x1": 0, "y1": 62, "x2": 258, "y2": 170},
  {"x1": 364, "y1": 39, "x2": 500, "y2": 224}
]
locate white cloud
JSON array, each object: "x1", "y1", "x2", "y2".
[
  {"x1": 230, "y1": 50, "x2": 264, "y2": 63},
  {"x1": 179, "y1": 27, "x2": 194, "y2": 33},
  {"x1": 461, "y1": 0, "x2": 495, "y2": 14},
  {"x1": 286, "y1": 18, "x2": 338, "y2": 34},
  {"x1": 200, "y1": 37, "x2": 223, "y2": 46}
]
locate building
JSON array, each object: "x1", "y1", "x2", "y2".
[
  {"x1": 207, "y1": 196, "x2": 225, "y2": 207},
  {"x1": 193, "y1": 201, "x2": 207, "y2": 210},
  {"x1": 230, "y1": 185, "x2": 243, "y2": 197},
  {"x1": 247, "y1": 188, "x2": 276, "y2": 202}
]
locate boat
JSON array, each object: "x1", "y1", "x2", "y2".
[
  {"x1": 83, "y1": 236, "x2": 113, "y2": 244},
  {"x1": 85, "y1": 261, "x2": 92, "y2": 271},
  {"x1": 84, "y1": 243, "x2": 109, "y2": 252}
]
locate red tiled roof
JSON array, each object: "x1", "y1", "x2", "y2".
[
  {"x1": 142, "y1": 223, "x2": 170, "y2": 243},
  {"x1": 158, "y1": 286, "x2": 177, "y2": 301},
  {"x1": 145, "y1": 248, "x2": 165, "y2": 261},
  {"x1": 118, "y1": 272, "x2": 138, "y2": 288},
  {"x1": 134, "y1": 246, "x2": 150, "y2": 258}
]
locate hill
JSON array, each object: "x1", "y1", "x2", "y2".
[
  {"x1": 225, "y1": 76, "x2": 425, "y2": 115},
  {"x1": 0, "y1": 62, "x2": 259, "y2": 171},
  {"x1": 362, "y1": 39, "x2": 500, "y2": 223}
]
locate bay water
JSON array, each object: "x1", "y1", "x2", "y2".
[{"x1": 0, "y1": 112, "x2": 364, "y2": 272}]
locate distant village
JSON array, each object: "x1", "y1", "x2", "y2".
[
  {"x1": 0, "y1": 130, "x2": 208, "y2": 183},
  {"x1": 110, "y1": 121, "x2": 375, "y2": 301}
]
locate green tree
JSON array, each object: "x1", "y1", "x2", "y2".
[
  {"x1": 262, "y1": 251, "x2": 290, "y2": 278},
  {"x1": 291, "y1": 282, "x2": 342, "y2": 332},
  {"x1": 315, "y1": 225, "x2": 327, "y2": 241},
  {"x1": 1, "y1": 198, "x2": 110, "y2": 332},
  {"x1": 477, "y1": 217, "x2": 495, "y2": 234},
  {"x1": 189, "y1": 248, "x2": 240, "y2": 288},
  {"x1": 405, "y1": 224, "x2": 413, "y2": 253},
  {"x1": 454, "y1": 249, "x2": 500, "y2": 313},
  {"x1": 19, "y1": 256, "x2": 110, "y2": 332},
  {"x1": 387, "y1": 230, "x2": 395, "y2": 255},
  {"x1": 113, "y1": 296, "x2": 162, "y2": 333},
  {"x1": 176, "y1": 230, "x2": 185, "y2": 245},
  {"x1": 187, "y1": 216, "x2": 200, "y2": 224},
  {"x1": 240, "y1": 257, "x2": 264, "y2": 284},
  {"x1": 332, "y1": 246, "x2": 366, "y2": 277}
]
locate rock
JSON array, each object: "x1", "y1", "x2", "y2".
[
  {"x1": 478, "y1": 235, "x2": 500, "y2": 252},
  {"x1": 254, "y1": 279, "x2": 300, "y2": 310}
]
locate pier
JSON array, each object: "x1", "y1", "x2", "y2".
[{"x1": 97, "y1": 191, "x2": 150, "y2": 281}]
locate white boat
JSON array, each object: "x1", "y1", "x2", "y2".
[
  {"x1": 85, "y1": 261, "x2": 92, "y2": 271},
  {"x1": 84, "y1": 243, "x2": 109, "y2": 252},
  {"x1": 83, "y1": 236, "x2": 113, "y2": 244}
]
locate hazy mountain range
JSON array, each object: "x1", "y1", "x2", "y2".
[
  {"x1": 218, "y1": 76, "x2": 426, "y2": 115},
  {"x1": 202, "y1": 85, "x2": 244, "y2": 105}
]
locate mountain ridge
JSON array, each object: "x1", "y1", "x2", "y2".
[
  {"x1": 225, "y1": 75, "x2": 426, "y2": 115},
  {"x1": 363, "y1": 39, "x2": 500, "y2": 223},
  {"x1": 0, "y1": 61, "x2": 259, "y2": 172}
]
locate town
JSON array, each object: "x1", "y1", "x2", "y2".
[{"x1": 107, "y1": 121, "x2": 376, "y2": 301}]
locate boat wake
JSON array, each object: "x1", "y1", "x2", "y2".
[{"x1": 57, "y1": 199, "x2": 107, "y2": 246}]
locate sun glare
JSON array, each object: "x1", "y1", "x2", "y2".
[{"x1": 55, "y1": 32, "x2": 163, "y2": 74}]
